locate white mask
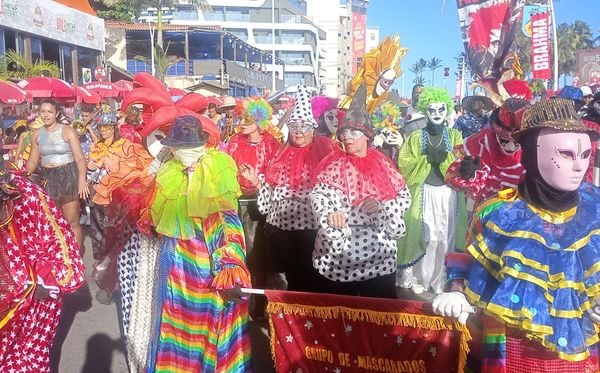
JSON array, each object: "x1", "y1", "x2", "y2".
[
  {"x1": 537, "y1": 129, "x2": 592, "y2": 191},
  {"x1": 426, "y1": 102, "x2": 448, "y2": 125},
  {"x1": 375, "y1": 69, "x2": 396, "y2": 97},
  {"x1": 173, "y1": 147, "x2": 206, "y2": 168},
  {"x1": 145, "y1": 129, "x2": 167, "y2": 158},
  {"x1": 495, "y1": 133, "x2": 520, "y2": 154},
  {"x1": 323, "y1": 109, "x2": 338, "y2": 134}
]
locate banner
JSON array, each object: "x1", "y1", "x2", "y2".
[
  {"x1": 456, "y1": 0, "x2": 525, "y2": 81},
  {"x1": 575, "y1": 47, "x2": 600, "y2": 86},
  {"x1": 351, "y1": 12, "x2": 366, "y2": 75},
  {"x1": 530, "y1": 12, "x2": 551, "y2": 80},
  {"x1": 265, "y1": 290, "x2": 471, "y2": 373}
]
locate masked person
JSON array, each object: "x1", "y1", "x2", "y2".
[
  {"x1": 454, "y1": 95, "x2": 495, "y2": 139},
  {"x1": 396, "y1": 87, "x2": 466, "y2": 295},
  {"x1": 227, "y1": 97, "x2": 280, "y2": 318},
  {"x1": 445, "y1": 98, "x2": 530, "y2": 215},
  {"x1": 310, "y1": 85, "x2": 411, "y2": 298},
  {"x1": 312, "y1": 95, "x2": 341, "y2": 138},
  {"x1": 144, "y1": 115, "x2": 251, "y2": 372},
  {"x1": 0, "y1": 158, "x2": 85, "y2": 372},
  {"x1": 433, "y1": 98, "x2": 600, "y2": 372},
  {"x1": 240, "y1": 86, "x2": 334, "y2": 293}
]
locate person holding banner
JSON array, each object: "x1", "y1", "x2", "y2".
[
  {"x1": 311, "y1": 85, "x2": 411, "y2": 298},
  {"x1": 433, "y1": 98, "x2": 600, "y2": 371},
  {"x1": 143, "y1": 115, "x2": 252, "y2": 372}
]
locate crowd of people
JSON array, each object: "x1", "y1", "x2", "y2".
[{"x1": 0, "y1": 71, "x2": 599, "y2": 372}]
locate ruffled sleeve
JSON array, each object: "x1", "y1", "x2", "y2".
[
  {"x1": 397, "y1": 130, "x2": 430, "y2": 186},
  {"x1": 207, "y1": 210, "x2": 252, "y2": 290},
  {"x1": 256, "y1": 180, "x2": 273, "y2": 216}
]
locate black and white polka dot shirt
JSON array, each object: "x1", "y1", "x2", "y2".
[
  {"x1": 310, "y1": 183, "x2": 411, "y2": 282},
  {"x1": 257, "y1": 183, "x2": 317, "y2": 231}
]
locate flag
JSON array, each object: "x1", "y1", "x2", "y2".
[
  {"x1": 456, "y1": 0, "x2": 525, "y2": 81},
  {"x1": 265, "y1": 290, "x2": 471, "y2": 373},
  {"x1": 530, "y1": 12, "x2": 552, "y2": 80}
]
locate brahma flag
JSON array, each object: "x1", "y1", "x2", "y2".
[
  {"x1": 265, "y1": 290, "x2": 471, "y2": 373},
  {"x1": 456, "y1": 0, "x2": 525, "y2": 81}
]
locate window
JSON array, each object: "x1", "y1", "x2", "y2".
[
  {"x1": 175, "y1": 6, "x2": 198, "y2": 21},
  {"x1": 31, "y1": 38, "x2": 43, "y2": 62},
  {"x1": 226, "y1": 29, "x2": 248, "y2": 42},
  {"x1": 225, "y1": 8, "x2": 250, "y2": 22},
  {"x1": 254, "y1": 29, "x2": 273, "y2": 44},
  {"x1": 285, "y1": 72, "x2": 304, "y2": 85}
]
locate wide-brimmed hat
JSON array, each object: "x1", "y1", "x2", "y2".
[
  {"x1": 462, "y1": 94, "x2": 495, "y2": 112},
  {"x1": 513, "y1": 98, "x2": 598, "y2": 142},
  {"x1": 161, "y1": 115, "x2": 208, "y2": 148},
  {"x1": 217, "y1": 96, "x2": 236, "y2": 113}
]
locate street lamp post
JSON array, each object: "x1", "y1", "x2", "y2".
[{"x1": 148, "y1": 21, "x2": 156, "y2": 77}]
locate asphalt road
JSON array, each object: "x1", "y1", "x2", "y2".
[{"x1": 52, "y1": 227, "x2": 276, "y2": 373}]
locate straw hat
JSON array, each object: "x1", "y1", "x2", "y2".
[{"x1": 217, "y1": 96, "x2": 236, "y2": 113}]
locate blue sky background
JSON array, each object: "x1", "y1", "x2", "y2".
[{"x1": 366, "y1": 0, "x2": 600, "y2": 97}]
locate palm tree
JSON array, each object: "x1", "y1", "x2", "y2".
[
  {"x1": 557, "y1": 21, "x2": 594, "y2": 85},
  {"x1": 135, "y1": 43, "x2": 182, "y2": 82},
  {"x1": 427, "y1": 57, "x2": 443, "y2": 86},
  {"x1": 413, "y1": 76, "x2": 425, "y2": 85},
  {"x1": 0, "y1": 49, "x2": 60, "y2": 79},
  {"x1": 409, "y1": 58, "x2": 427, "y2": 84}
]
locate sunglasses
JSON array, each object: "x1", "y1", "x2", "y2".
[{"x1": 339, "y1": 128, "x2": 364, "y2": 141}]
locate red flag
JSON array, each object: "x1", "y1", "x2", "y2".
[
  {"x1": 456, "y1": 0, "x2": 525, "y2": 81},
  {"x1": 265, "y1": 290, "x2": 471, "y2": 373},
  {"x1": 530, "y1": 12, "x2": 552, "y2": 80}
]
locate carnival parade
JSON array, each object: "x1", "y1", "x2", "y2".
[{"x1": 1, "y1": 0, "x2": 600, "y2": 372}]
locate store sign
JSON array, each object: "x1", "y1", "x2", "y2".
[
  {"x1": 0, "y1": 0, "x2": 104, "y2": 51},
  {"x1": 94, "y1": 66, "x2": 106, "y2": 82},
  {"x1": 82, "y1": 67, "x2": 92, "y2": 84}
]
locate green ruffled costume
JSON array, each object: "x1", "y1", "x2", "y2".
[
  {"x1": 150, "y1": 149, "x2": 242, "y2": 239},
  {"x1": 396, "y1": 128, "x2": 467, "y2": 267}
]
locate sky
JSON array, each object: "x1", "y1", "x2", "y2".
[{"x1": 366, "y1": 0, "x2": 600, "y2": 98}]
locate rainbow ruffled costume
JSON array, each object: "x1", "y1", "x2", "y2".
[
  {"x1": 146, "y1": 149, "x2": 252, "y2": 372},
  {"x1": 449, "y1": 183, "x2": 600, "y2": 371}
]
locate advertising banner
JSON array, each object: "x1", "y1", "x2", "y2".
[
  {"x1": 351, "y1": 12, "x2": 366, "y2": 75},
  {"x1": 530, "y1": 12, "x2": 551, "y2": 80},
  {"x1": 575, "y1": 48, "x2": 600, "y2": 86},
  {"x1": 265, "y1": 290, "x2": 471, "y2": 373},
  {"x1": 0, "y1": 0, "x2": 104, "y2": 51},
  {"x1": 521, "y1": 4, "x2": 548, "y2": 37}
]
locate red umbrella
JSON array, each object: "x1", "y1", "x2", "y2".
[
  {"x1": 18, "y1": 77, "x2": 75, "y2": 98},
  {"x1": 0, "y1": 80, "x2": 32, "y2": 104},
  {"x1": 83, "y1": 82, "x2": 123, "y2": 98},
  {"x1": 114, "y1": 80, "x2": 134, "y2": 92},
  {"x1": 74, "y1": 85, "x2": 101, "y2": 104}
]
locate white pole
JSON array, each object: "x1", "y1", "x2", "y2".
[
  {"x1": 271, "y1": 0, "x2": 276, "y2": 92},
  {"x1": 149, "y1": 21, "x2": 156, "y2": 77},
  {"x1": 548, "y1": 0, "x2": 559, "y2": 91}
]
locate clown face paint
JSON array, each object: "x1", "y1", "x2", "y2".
[
  {"x1": 375, "y1": 69, "x2": 396, "y2": 97},
  {"x1": 537, "y1": 129, "x2": 592, "y2": 191},
  {"x1": 426, "y1": 102, "x2": 448, "y2": 125},
  {"x1": 323, "y1": 109, "x2": 338, "y2": 134}
]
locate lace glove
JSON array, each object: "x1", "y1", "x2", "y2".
[{"x1": 432, "y1": 291, "x2": 474, "y2": 325}]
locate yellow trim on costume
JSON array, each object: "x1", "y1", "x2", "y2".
[
  {"x1": 0, "y1": 224, "x2": 36, "y2": 329},
  {"x1": 486, "y1": 221, "x2": 600, "y2": 252},
  {"x1": 526, "y1": 203, "x2": 577, "y2": 224},
  {"x1": 39, "y1": 192, "x2": 74, "y2": 287}
]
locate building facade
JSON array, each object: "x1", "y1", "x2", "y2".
[
  {"x1": 0, "y1": 0, "x2": 104, "y2": 84},
  {"x1": 136, "y1": 0, "x2": 325, "y2": 93}
]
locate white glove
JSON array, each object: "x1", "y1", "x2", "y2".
[
  {"x1": 385, "y1": 131, "x2": 404, "y2": 147},
  {"x1": 432, "y1": 292, "x2": 473, "y2": 325},
  {"x1": 373, "y1": 133, "x2": 385, "y2": 148},
  {"x1": 587, "y1": 297, "x2": 600, "y2": 323}
]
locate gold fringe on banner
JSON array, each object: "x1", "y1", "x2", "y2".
[{"x1": 267, "y1": 302, "x2": 471, "y2": 372}]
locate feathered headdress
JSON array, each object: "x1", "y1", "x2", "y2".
[
  {"x1": 339, "y1": 34, "x2": 408, "y2": 114},
  {"x1": 311, "y1": 96, "x2": 338, "y2": 121},
  {"x1": 370, "y1": 101, "x2": 403, "y2": 130}
]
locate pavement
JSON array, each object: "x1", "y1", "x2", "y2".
[
  {"x1": 53, "y1": 227, "x2": 433, "y2": 373},
  {"x1": 53, "y1": 227, "x2": 276, "y2": 373}
]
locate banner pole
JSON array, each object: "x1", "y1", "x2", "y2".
[{"x1": 548, "y1": 0, "x2": 559, "y2": 91}]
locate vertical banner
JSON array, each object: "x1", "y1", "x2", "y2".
[
  {"x1": 530, "y1": 12, "x2": 551, "y2": 80},
  {"x1": 265, "y1": 290, "x2": 471, "y2": 373},
  {"x1": 456, "y1": 0, "x2": 525, "y2": 81},
  {"x1": 351, "y1": 12, "x2": 366, "y2": 74},
  {"x1": 521, "y1": 5, "x2": 548, "y2": 37}
]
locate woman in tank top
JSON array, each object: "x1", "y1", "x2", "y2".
[{"x1": 26, "y1": 99, "x2": 90, "y2": 251}]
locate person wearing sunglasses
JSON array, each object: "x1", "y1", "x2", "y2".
[{"x1": 310, "y1": 85, "x2": 411, "y2": 298}]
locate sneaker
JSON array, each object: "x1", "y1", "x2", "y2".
[{"x1": 411, "y1": 284, "x2": 425, "y2": 295}]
